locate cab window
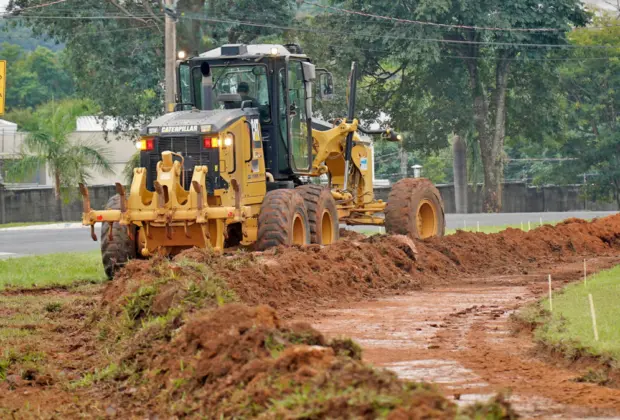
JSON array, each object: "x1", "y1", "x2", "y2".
[
  {"x1": 288, "y1": 61, "x2": 310, "y2": 172},
  {"x1": 192, "y1": 64, "x2": 271, "y2": 123}
]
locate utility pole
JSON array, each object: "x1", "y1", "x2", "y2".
[{"x1": 164, "y1": 0, "x2": 178, "y2": 113}]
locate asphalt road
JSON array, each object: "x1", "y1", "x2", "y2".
[{"x1": 0, "y1": 211, "x2": 616, "y2": 259}]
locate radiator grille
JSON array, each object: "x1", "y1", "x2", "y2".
[{"x1": 145, "y1": 136, "x2": 221, "y2": 192}]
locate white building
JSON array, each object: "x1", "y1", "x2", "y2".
[
  {"x1": 64, "y1": 117, "x2": 138, "y2": 186},
  {"x1": 0, "y1": 117, "x2": 138, "y2": 187}
]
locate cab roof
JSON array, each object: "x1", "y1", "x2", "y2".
[{"x1": 199, "y1": 44, "x2": 308, "y2": 60}]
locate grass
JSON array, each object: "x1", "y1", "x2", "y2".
[
  {"x1": 0, "y1": 221, "x2": 78, "y2": 229},
  {"x1": 519, "y1": 264, "x2": 620, "y2": 362},
  {"x1": 446, "y1": 220, "x2": 560, "y2": 235},
  {"x1": 0, "y1": 251, "x2": 106, "y2": 290},
  {"x1": 355, "y1": 220, "x2": 558, "y2": 237}
]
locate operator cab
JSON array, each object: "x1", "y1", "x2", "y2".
[
  {"x1": 139, "y1": 43, "x2": 333, "y2": 193},
  {"x1": 179, "y1": 44, "x2": 327, "y2": 180}
]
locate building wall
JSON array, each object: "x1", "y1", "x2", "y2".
[
  {"x1": 374, "y1": 183, "x2": 617, "y2": 213},
  {"x1": 0, "y1": 182, "x2": 616, "y2": 224},
  {"x1": 50, "y1": 132, "x2": 137, "y2": 187}
]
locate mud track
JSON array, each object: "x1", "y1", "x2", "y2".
[{"x1": 309, "y1": 256, "x2": 620, "y2": 418}]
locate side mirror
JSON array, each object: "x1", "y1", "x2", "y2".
[
  {"x1": 289, "y1": 103, "x2": 297, "y2": 117},
  {"x1": 318, "y1": 70, "x2": 334, "y2": 101}
]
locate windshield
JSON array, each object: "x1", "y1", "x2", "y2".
[{"x1": 192, "y1": 64, "x2": 271, "y2": 123}]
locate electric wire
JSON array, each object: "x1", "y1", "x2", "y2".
[{"x1": 302, "y1": 0, "x2": 620, "y2": 32}]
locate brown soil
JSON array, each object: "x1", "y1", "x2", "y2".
[
  {"x1": 66, "y1": 304, "x2": 460, "y2": 418},
  {"x1": 2, "y1": 215, "x2": 620, "y2": 418}
]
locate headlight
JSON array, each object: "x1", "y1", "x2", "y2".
[{"x1": 224, "y1": 133, "x2": 234, "y2": 147}]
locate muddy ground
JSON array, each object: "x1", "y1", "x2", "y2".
[{"x1": 1, "y1": 216, "x2": 620, "y2": 417}]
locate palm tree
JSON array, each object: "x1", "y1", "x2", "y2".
[{"x1": 6, "y1": 99, "x2": 113, "y2": 221}]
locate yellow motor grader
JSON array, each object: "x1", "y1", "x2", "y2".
[{"x1": 80, "y1": 43, "x2": 445, "y2": 279}]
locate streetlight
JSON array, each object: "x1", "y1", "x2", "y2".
[{"x1": 411, "y1": 164, "x2": 423, "y2": 178}]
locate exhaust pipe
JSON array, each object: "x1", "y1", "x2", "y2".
[{"x1": 200, "y1": 61, "x2": 214, "y2": 111}]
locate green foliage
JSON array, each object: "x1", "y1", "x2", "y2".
[
  {"x1": 44, "y1": 302, "x2": 63, "y2": 313},
  {"x1": 0, "y1": 349, "x2": 46, "y2": 381},
  {"x1": 0, "y1": 42, "x2": 74, "y2": 111},
  {"x1": 5, "y1": 99, "x2": 113, "y2": 201},
  {"x1": 123, "y1": 151, "x2": 141, "y2": 186},
  {"x1": 555, "y1": 14, "x2": 620, "y2": 205},
  {"x1": 0, "y1": 21, "x2": 63, "y2": 52},
  {"x1": 304, "y1": 0, "x2": 589, "y2": 210},
  {"x1": 8, "y1": 0, "x2": 298, "y2": 129},
  {"x1": 374, "y1": 140, "x2": 453, "y2": 184},
  {"x1": 124, "y1": 286, "x2": 158, "y2": 324}
]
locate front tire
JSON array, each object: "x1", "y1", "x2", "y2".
[
  {"x1": 296, "y1": 185, "x2": 339, "y2": 245},
  {"x1": 256, "y1": 190, "x2": 311, "y2": 251},
  {"x1": 385, "y1": 178, "x2": 445, "y2": 239},
  {"x1": 100, "y1": 195, "x2": 137, "y2": 280}
]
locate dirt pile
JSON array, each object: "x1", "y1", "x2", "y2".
[
  {"x1": 52, "y1": 216, "x2": 620, "y2": 417},
  {"x1": 76, "y1": 289, "x2": 465, "y2": 418},
  {"x1": 418, "y1": 216, "x2": 620, "y2": 278},
  {"x1": 105, "y1": 215, "x2": 620, "y2": 317},
  {"x1": 96, "y1": 304, "x2": 458, "y2": 418}
]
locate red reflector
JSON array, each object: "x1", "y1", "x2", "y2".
[
  {"x1": 146, "y1": 139, "x2": 154, "y2": 151},
  {"x1": 96, "y1": 215, "x2": 103, "y2": 221},
  {"x1": 203, "y1": 136, "x2": 212, "y2": 148}
]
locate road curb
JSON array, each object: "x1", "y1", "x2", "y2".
[{"x1": 0, "y1": 223, "x2": 85, "y2": 232}]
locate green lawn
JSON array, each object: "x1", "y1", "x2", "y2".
[
  {"x1": 521, "y1": 265, "x2": 620, "y2": 361},
  {"x1": 355, "y1": 221, "x2": 557, "y2": 237},
  {"x1": 0, "y1": 251, "x2": 106, "y2": 290}
]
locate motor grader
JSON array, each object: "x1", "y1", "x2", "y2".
[{"x1": 80, "y1": 43, "x2": 445, "y2": 279}]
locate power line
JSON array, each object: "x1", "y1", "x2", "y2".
[
  {"x1": 302, "y1": 0, "x2": 620, "y2": 32},
  {"x1": 184, "y1": 13, "x2": 620, "y2": 50},
  {"x1": 11, "y1": 0, "x2": 68, "y2": 13},
  {"x1": 0, "y1": 13, "x2": 155, "y2": 19}
]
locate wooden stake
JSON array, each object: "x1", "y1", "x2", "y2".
[
  {"x1": 528, "y1": 221, "x2": 531, "y2": 231},
  {"x1": 584, "y1": 259, "x2": 587, "y2": 287},
  {"x1": 540, "y1": 216, "x2": 543, "y2": 226},
  {"x1": 521, "y1": 221, "x2": 524, "y2": 231},
  {"x1": 477, "y1": 221, "x2": 480, "y2": 232},
  {"x1": 548, "y1": 274, "x2": 553, "y2": 312},
  {"x1": 588, "y1": 294, "x2": 599, "y2": 341}
]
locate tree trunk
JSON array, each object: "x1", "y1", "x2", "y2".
[
  {"x1": 466, "y1": 55, "x2": 511, "y2": 213},
  {"x1": 399, "y1": 145, "x2": 408, "y2": 180},
  {"x1": 54, "y1": 171, "x2": 64, "y2": 222}
]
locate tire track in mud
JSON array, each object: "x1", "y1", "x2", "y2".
[{"x1": 309, "y1": 256, "x2": 620, "y2": 418}]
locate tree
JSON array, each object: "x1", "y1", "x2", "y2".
[
  {"x1": 7, "y1": 0, "x2": 298, "y2": 130},
  {"x1": 0, "y1": 43, "x2": 74, "y2": 111},
  {"x1": 6, "y1": 99, "x2": 113, "y2": 220},
  {"x1": 542, "y1": 14, "x2": 620, "y2": 206},
  {"x1": 308, "y1": 0, "x2": 589, "y2": 211}
]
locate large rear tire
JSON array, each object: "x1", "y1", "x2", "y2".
[
  {"x1": 256, "y1": 189, "x2": 310, "y2": 251},
  {"x1": 101, "y1": 195, "x2": 137, "y2": 280},
  {"x1": 296, "y1": 185, "x2": 339, "y2": 245},
  {"x1": 385, "y1": 178, "x2": 445, "y2": 239}
]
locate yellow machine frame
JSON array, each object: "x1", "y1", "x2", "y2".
[{"x1": 81, "y1": 117, "x2": 389, "y2": 256}]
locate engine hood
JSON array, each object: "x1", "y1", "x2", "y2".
[{"x1": 141, "y1": 108, "x2": 257, "y2": 136}]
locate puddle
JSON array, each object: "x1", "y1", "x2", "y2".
[{"x1": 381, "y1": 359, "x2": 483, "y2": 385}]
